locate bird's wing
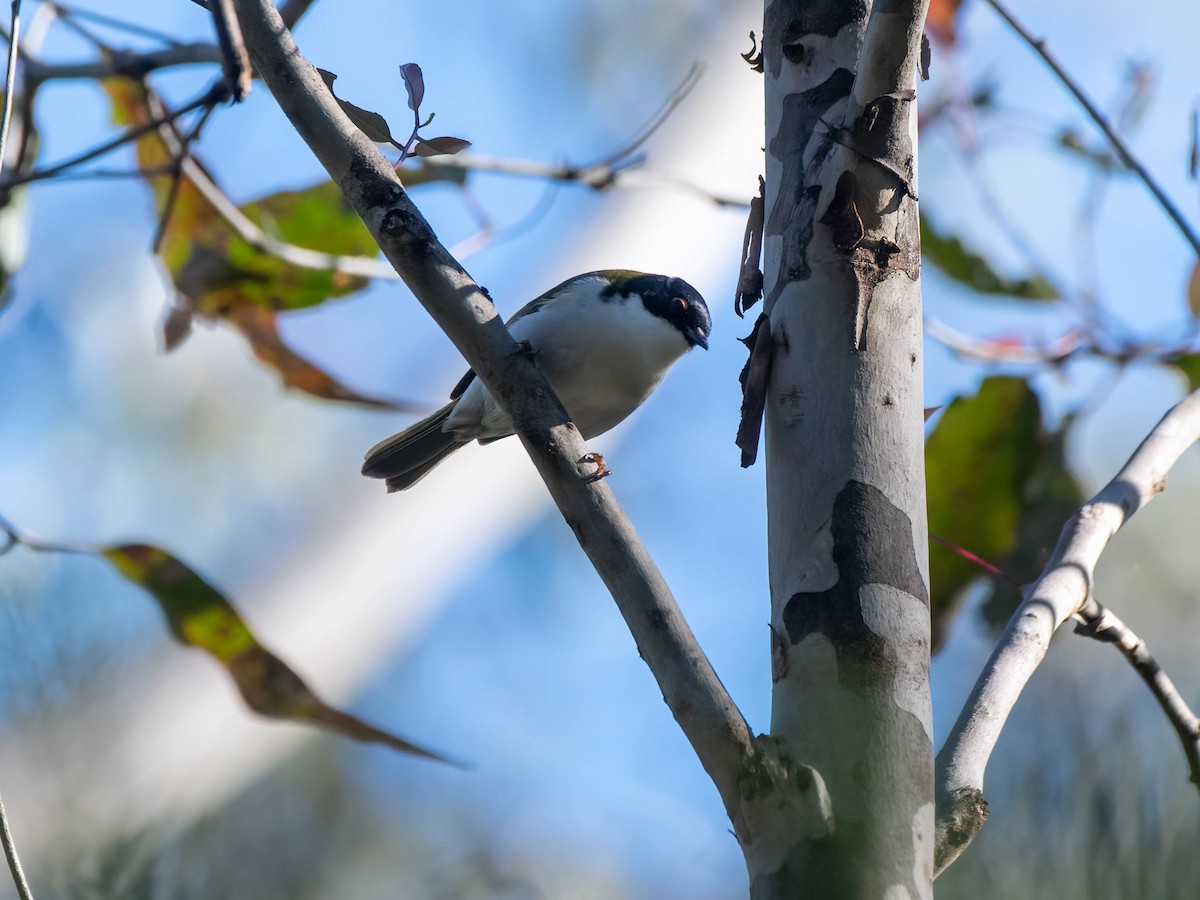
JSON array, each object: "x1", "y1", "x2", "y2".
[{"x1": 448, "y1": 279, "x2": 570, "y2": 399}]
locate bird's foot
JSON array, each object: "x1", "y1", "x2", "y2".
[
  {"x1": 510, "y1": 339, "x2": 536, "y2": 358},
  {"x1": 581, "y1": 452, "x2": 612, "y2": 483}
]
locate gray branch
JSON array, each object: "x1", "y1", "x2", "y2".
[
  {"x1": 0, "y1": 787, "x2": 33, "y2": 900},
  {"x1": 1074, "y1": 596, "x2": 1200, "y2": 789},
  {"x1": 230, "y1": 0, "x2": 757, "y2": 820},
  {"x1": 935, "y1": 387, "x2": 1200, "y2": 875}
]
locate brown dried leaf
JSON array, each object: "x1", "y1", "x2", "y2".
[
  {"x1": 228, "y1": 306, "x2": 420, "y2": 410},
  {"x1": 735, "y1": 176, "x2": 765, "y2": 317},
  {"x1": 926, "y1": 0, "x2": 965, "y2": 46},
  {"x1": 736, "y1": 313, "x2": 773, "y2": 468},
  {"x1": 1187, "y1": 259, "x2": 1200, "y2": 319},
  {"x1": 413, "y1": 136, "x2": 472, "y2": 158},
  {"x1": 102, "y1": 543, "x2": 453, "y2": 763}
]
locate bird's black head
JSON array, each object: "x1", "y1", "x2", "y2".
[{"x1": 601, "y1": 272, "x2": 712, "y2": 350}]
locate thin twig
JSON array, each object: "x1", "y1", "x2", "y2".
[
  {"x1": 0, "y1": 789, "x2": 33, "y2": 900},
  {"x1": 590, "y1": 62, "x2": 703, "y2": 169},
  {"x1": 984, "y1": 0, "x2": 1200, "y2": 258},
  {"x1": 234, "y1": 0, "x2": 760, "y2": 827},
  {"x1": 47, "y1": 1, "x2": 184, "y2": 46},
  {"x1": 179, "y1": 152, "x2": 400, "y2": 279},
  {"x1": 23, "y1": 43, "x2": 223, "y2": 84},
  {"x1": 0, "y1": 0, "x2": 23, "y2": 176},
  {"x1": 152, "y1": 101, "x2": 218, "y2": 253},
  {"x1": 0, "y1": 83, "x2": 224, "y2": 190},
  {"x1": 209, "y1": 0, "x2": 251, "y2": 102},
  {"x1": 934, "y1": 387, "x2": 1200, "y2": 875},
  {"x1": 1075, "y1": 596, "x2": 1200, "y2": 789}
]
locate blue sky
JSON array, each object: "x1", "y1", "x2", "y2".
[{"x1": 1, "y1": 0, "x2": 1199, "y2": 895}]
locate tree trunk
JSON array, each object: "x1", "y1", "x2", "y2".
[{"x1": 753, "y1": 0, "x2": 933, "y2": 894}]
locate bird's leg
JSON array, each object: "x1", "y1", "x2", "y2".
[
  {"x1": 581, "y1": 452, "x2": 612, "y2": 483},
  {"x1": 510, "y1": 339, "x2": 536, "y2": 358}
]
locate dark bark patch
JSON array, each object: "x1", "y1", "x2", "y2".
[
  {"x1": 819, "y1": 170, "x2": 864, "y2": 252},
  {"x1": 783, "y1": 480, "x2": 929, "y2": 686},
  {"x1": 763, "y1": 0, "x2": 868, "y2": 75},
  {"x1": 763, "y1": 69, "x2": 854, "y2": 311}
]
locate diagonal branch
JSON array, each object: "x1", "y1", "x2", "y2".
[
  {"x1": 209, "y1": 0, "x2": 251, "y2": 102},
  {"x1": 984, "y1": 0, "x2": 1200, "y2": 259},
  {"x1": 1074, "y1": 596, "x2": 1200, "y2": 789},
  {"x1": 231, "y1": 0, "x2": 758, "y2": 821},
  {"x1": 0, "y1": 787, "x2": 33, "y2": 900},
  {"x1": 934, "y1": 387, "x2": 1200, "y2": 875},
  {"x1": 0, "y1": 0, "x2": 23, "y2": 176},
  {"x1": 0, "y1": 81, "x2": 226, "y2": 190}
]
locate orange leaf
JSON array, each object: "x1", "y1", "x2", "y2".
[
  {"x1": 926, "y1": 0, "x2": 965, "y2": 47},
  {"x1": 1187, "y1": 259, "x2": 1200, "y2": 319},
  {"x1": 103, "y1": 543, "x2": 453, "y2": 763},
  {"x1": 227, "y1": 306, "x2": 419, "y2": 410}
]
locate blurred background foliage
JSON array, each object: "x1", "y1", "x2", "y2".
[{"x1": 0, "y1": 0, "x2": 1199, "y2": 896}]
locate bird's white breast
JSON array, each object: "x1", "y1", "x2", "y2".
[{"x1": 445, "y1": 281, "x2": 692, "y2": 441}]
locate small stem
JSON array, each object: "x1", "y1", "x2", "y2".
[
  {"x1": 0, "y1": 0, "x2": 23, "y2": 176},
  {"x1": 0, "y1": 83, "x2": 223, "y2": 191},
  {"x1": 152, "y1": 100, "x2": 219, "y2": 253},
  {"x1": 0, "y1": 788, "x2": 34, "y2": 900},
  {"x1": 984, "y1": 0, "x2": 1200, "y2": 259},
  {"x1": 1075, "y1": 597, "x2": 1200, "y2": 789}
]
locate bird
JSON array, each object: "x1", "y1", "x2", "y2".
[{"x1": 362, "y1": 270, "x2": 712, "y2": 492}]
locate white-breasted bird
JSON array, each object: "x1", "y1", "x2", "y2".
[{"x1": 362, "y1": 270, "x2": 712, "y2": 492}]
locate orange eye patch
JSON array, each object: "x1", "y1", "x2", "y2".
[{"x1": 672, "y1": 296, "x2": 688, "y2": 311}]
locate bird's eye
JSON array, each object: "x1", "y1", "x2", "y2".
[{"x1": 672, "y1": 296, "x2": 688, "y2": 311}]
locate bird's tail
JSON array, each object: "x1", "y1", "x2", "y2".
[{"x1": 362, "y1": 403, "x2": 467, "y2": 492}]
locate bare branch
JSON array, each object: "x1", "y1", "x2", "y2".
[
  {"x1": 23, "y1": 43, "x2": 223, "y2": 83},
  {"x1": 209, "y1": 0, "x2": 251, "y2": 102},
  {"x1": 984, "y1": 0, "x2": 1200, "y2": 258},
  {"x1": 277, "y1": 0, "x2": 318, "y2": 28},
  {"x1": 0, "y1": 0, "x2": 23, "y2": 176},
  {"x1": 47, "y1": 1, "x2": 186, "y2": 46},
  {"x1": 935, "y1": 387, "x2": 1200, "y2": 875},
  {"x1": 1074, "y1": 596, "x2": 1200, "y2": 789},
  {"x1": 23, "y1": 0, "x2": 317, "y2": 84},
  {"x1": 0, "y1": 82, "x2": 225, "y2": 190},
  {"x1": 0, "y1": 788, "x2": 33, "y2": 900},
  {"x1": 419, "y1": 153, "x2": 748, "y2": 207},
  {"x1": 151, "y1": 100, "x2": 218, "y2": 253},
  {"x1": 591, "y1": 62, "x2": 703, "y2": 169},
  {"x1": 177, "y1": 152, "x2": 401, "y2": 280},
  {"x1": 231, "y1": 0, "x2": 757, "y2": 820}
]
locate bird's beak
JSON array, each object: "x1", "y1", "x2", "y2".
[{"x1": 687, "y1": 328, "x2": 709, "y2": 350}]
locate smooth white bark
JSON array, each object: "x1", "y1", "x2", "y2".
[{"x1": 935, "y1": 387, "x2": 1200, "y2": 873}]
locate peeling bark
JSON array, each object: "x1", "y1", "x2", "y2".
[{"x1": 754, "y1": 0, "x2": 933, "y2": 893}]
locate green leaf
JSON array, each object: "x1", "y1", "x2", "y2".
[
  {"x1": 1168, "y1": 353, "x2": 1200, "y2": 392},
  {"x1": 102, "y1": 544, "x2": 453, "y2": 763},
  {"x1": 925, "y1": 376, "x2": 1082, "y2": 650},
  {"x1": 980, "y1": 418, "x2": 1084, "y2": 629},
  {"x1": 921, "y1": 216, "x2": 1058, "y2": 300},
  {"x1": 173, "y1": 179, "x2": 383, "y2": 314},
  {"x1": 927, "y1": 377, "x2": 1038, "y2": 647}
]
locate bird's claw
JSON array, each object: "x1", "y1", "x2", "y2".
[
  {"x1": 510, "y1": 339, "x2": 536, "y2": 358},
  {"x1": 581, "y1": 452, "x2": 612, "y2": 483}
]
